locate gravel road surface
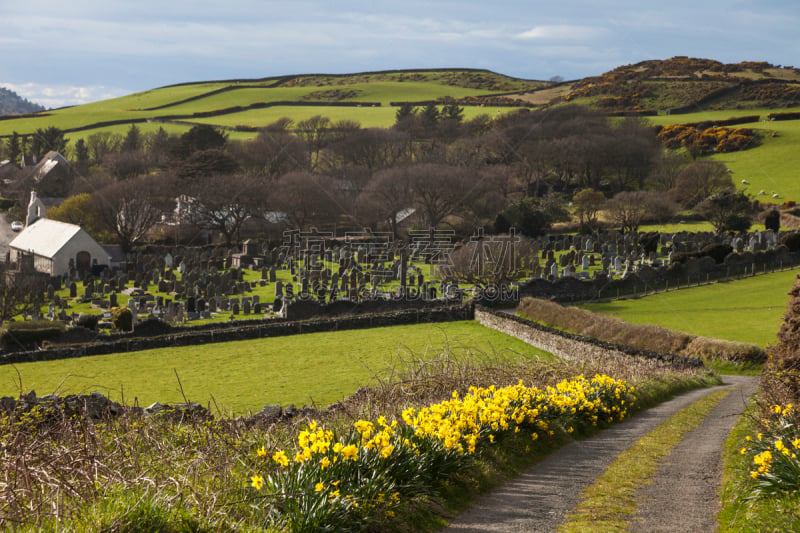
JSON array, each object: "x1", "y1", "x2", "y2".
[{"x1": 442, "y1": 376, "x2": 756, "y2": 532}]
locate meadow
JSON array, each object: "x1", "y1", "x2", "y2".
[
  {"x1": 649, "y1": 107, "x2": 800, "y2": 202},
  {"x1": 0, "y1": 70, "x2": 536, "y2": 139},
  {"x1": 580, "y1": 267, "x2": 798, "y2": 347},
  {"x1": 0, "y1": 321, "x2": 554, "y2": 414}
]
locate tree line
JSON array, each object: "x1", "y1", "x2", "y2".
[{"x1": 1, "y1": 103, "x2": 760, "y2": 251}]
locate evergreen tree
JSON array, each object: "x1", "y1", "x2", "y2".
[
  {"x1": 6, "y1": 132, "x2": 21, "y2": 166},
  {"x1": 121, "y1": 124, "x2": 142, "y2": 152}
]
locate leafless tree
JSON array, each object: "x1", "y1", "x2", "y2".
[
  {"x1": 407, "y1": 163, "x2": 479, "y2": 228},
  {"x1": 93, "y1": 175, "x2": 165, "y2": 252},
  {"x1": 272, "y1": 171, "x2": 345, "y2": 230}
]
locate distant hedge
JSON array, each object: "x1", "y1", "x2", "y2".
[{"x1": 0, "y1": 321, "x2": 66, "y2": 351}]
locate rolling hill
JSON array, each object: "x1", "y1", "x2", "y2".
[
  {"x1": 2, "y1": 58, "x2": 800, "y2": 200},
  {"x1": 0, "y1": 86, "x2": 45, "y2": 116}
]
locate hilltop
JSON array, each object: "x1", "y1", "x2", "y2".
[
  {"x1": 0, "y1": 86, "x2": 45, "y2": 116},
  {"x1": 1, "y1": 58, "x2": 798, "y2": 141}
]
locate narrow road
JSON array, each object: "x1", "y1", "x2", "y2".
[
  {"x1": 442, "y1": 376, "x2": 756, "y2": 533},
  {"x1": 630, "y1": 376, "x2": 758, "y2": 532}
]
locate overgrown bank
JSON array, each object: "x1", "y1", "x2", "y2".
[{"x1": 1, "y1": 335, "x2": 714, "y2": 531}]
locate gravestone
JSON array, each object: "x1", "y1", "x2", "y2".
[{"x1": 69, "y1": 282, "x2": 77, "y2": 298}]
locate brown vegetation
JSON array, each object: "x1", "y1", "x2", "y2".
[
  {"x1": 761, "y1": 274, "x2": 800, "y2": 423},
  {"x1": 517, "y1": 297, "x2": 766, "y2": 364}
]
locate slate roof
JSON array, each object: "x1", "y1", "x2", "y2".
[{"x1": 8, "y1": 218, "x2": 85, "y2": 259}]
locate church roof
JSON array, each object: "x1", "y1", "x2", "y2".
[{"x1": 8, "y1": 218, "x2": 87, "y2": 259}]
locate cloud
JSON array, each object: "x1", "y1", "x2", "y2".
[
  {"x1": 0, "y1": 82, "x2": 128, "y2": 109},
  {"x1": 516, "y1": 25, "x2": 607, "y2": 41}
]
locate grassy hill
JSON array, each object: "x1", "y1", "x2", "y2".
[
  {"x1": 0, "y1": 69, "x2": 549, "y2": 141},
  {"x1": 0, "y1": 86, "x2": 45, "y2": 116},
  {"x1": 3, "y1": 58, "x2": 800, "y2": 201}
]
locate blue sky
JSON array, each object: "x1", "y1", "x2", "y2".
[{"x1": 1, "y1": 0, "x2": 798, "y2": 108}]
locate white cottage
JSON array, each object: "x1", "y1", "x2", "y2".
[{"x1": 8, "y1": 218, "x2": 111, "y2": 276}]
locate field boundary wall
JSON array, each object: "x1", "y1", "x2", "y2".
[{"x1": 473, "y1": 306, "x2": 702, "y2": 368}]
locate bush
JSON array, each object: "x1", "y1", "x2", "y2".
[
  {"x1": 780, "y1": 232, "x2": 800, "y2": 252},
  {"x1": 699, "y1": 243, "x2": 734, "y2": 264},
  {"x1": 0, "y1": 320, "x2": 66, "y2": 351},
  {"x1": 76, "y1": 313, "x2": 100, "y2": 330},
  {"x1": 111, "y1": 307, "x2": 133, "y2": 332},
  {"x1": 682, "y1": 336, "x2": 766, "y2": 363}
]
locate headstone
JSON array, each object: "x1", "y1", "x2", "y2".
[
  {"x1": 109, "y1": 293, "x2": 118, "y2": 308},
  {"x1": 243, "y1": 300, "x2": 251, "y2": 314},
  {"x1": 69, "y1": 282, "x2": 77, "y2": 298}
]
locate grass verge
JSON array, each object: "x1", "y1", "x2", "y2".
[
  {"x1": 718, "y1": 400, "x2": 800, "y2": 532},
  {"x1": 558, "y1": 387, "x2": 732, "y2": 532}
]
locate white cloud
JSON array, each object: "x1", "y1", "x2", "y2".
[
  {"x1": 515, "y1": 25, "x2": 607, "y2": 41},
  {"x1": 0, "y1": 82, "x2": 128, "y2": 108}
]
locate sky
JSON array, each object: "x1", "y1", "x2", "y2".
[{"x1": 1, "y1": 0, "x2": 798, "y2": 108}]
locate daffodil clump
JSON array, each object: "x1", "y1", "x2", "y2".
[
  {"x1": 741, "y1": 403, "x2": 800, "y2": 496},
  {"x1": 249, "y1": 374, "x2": 633, "y2": 531}
]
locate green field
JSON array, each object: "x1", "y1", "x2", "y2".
[
  {"x1": 580, "y1": 268, "x2": 798, "y2": 347},
  {"x1": 0, "y1": 70, "x2": 539, "y2": 139},
  {"x1": 649, "y1": 108, "x2": 800, "y2": 203},
  {"x1": 0, "y1": 321, "x2": 553, "y2": 414}
]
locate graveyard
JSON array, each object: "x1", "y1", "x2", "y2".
[{"x1": 7, "y1": 222, "x2": 799, "y2": 354}]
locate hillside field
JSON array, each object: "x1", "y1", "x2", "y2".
[
  {"x1": 0, "y1": 320, "x2": 554, "y2": 414},
  {"x1": 580, "y1": 268, "x2": 798, "y2": 347}
]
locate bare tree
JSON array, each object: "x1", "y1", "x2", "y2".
[
  {"x1": 272, "y1": 171, "x2": 344, "y2": 230},
  {"x1": 408, "y1": 163, "x2": 478, "y2": 228},
  {"x1": 94, "y1": 176, "x2": 164, "y2": 252},
  {"x1": 357, "y1": 167, "x2": 415, "y2": 238},
  {"x1": 671, "y1": 160, "x2": 734, "y2": 208},
  {"x1": 189, "y1": 174, "x2": 267, "y2": 246},
  {"x1": 0, "y1": 262, "x2": 45, "y2": 325}
]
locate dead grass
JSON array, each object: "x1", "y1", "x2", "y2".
[
  {"x1": 0, "y1": 337, "x2": 709, "y2": 531},
  {"x1": 518, "y1": 297, "x2": 766, "y2": 364}
]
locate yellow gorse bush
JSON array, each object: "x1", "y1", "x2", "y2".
[{"x1": 249, "y1": 374, "x2": 633, "y2": 532}]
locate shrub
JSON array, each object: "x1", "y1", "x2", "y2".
[
  {"x1": 76, "y1": 313, "x2": 100, "y2": 330},
  {"x1": 761, "y1": 274, "x2": 800, "y2": 421},
  {"x1": 111, "y1": 307, "x2": 133, "y2": 332},
  {"x1": 682, "y1": 336, "x2": 766, "y2": 363},
  {"x1": 699, "y1": 243, "x2": 734, "y2": 264},
  {"x1": 517, "y1": 298, "x2": 692, "y2": 355},
  {"x1": 779, "y1": 232, "x2": 800, "y2": 252}
]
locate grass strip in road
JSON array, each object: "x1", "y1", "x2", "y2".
[{"x1": 558, "y1": 387, "x2": 733, "y2": 532}]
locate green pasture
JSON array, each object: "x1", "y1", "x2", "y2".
[
  {"x1": 580, "y1": 268, "x2": 798, "y2": 347},
  {"x1": 648, "y1": 108, "x2": 800, "y2": 203},
  {"x1": 0, "y1": 321, "x2": 554, "y2": 414},
  {"x1": 0, "y1": 71, "x2": 532, "y2": 138}
]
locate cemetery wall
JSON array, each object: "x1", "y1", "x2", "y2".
[
  {"x1": 520, "y1": 245, "x2": 800, "y2": 302},
  {"x1": 0, "y1": 304, "x2": 473, "y2": 365},
  {"x1": 473, "y1": 306, "x2": 703, "y2": 368}
]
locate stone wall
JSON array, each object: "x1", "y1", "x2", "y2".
[
  {"x1": 474, "y1": 306, "x2": 702, "y2": 368},
  {"x1": 0, "y1": 304, "x2": 473, "y2": 365}
]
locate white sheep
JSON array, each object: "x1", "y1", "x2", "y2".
[{"x1": 741, "y1": 179, "x2": 750, "y2": 185}]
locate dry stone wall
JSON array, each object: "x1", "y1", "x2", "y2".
[{"x1": 474, "y1": 306, "x2": 702, "y2": 368}]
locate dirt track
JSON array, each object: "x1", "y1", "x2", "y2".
[{"x1": 442, "y1": 376, "x2": 757, "y2": 532}]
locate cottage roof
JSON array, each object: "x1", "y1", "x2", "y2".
[
  {"x1": 31, "y1": 151, "x2": 71, "y2": 181},
  {"x1": 8, "y1": 218, "x2": 86, "y2": 259}
]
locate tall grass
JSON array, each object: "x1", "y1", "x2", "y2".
[
  {"x1": 0, "y1": 336, "x2": 708, "y2": 531},
  {"x1": 518, "y1": 297, "x2": 766, "y2": 364}
]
